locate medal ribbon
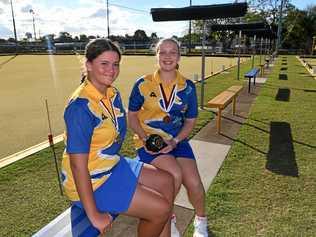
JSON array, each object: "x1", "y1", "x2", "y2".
[
  {"x1": 99, "y1": 99, "x2": 118, "y2": 131},
  {"x1": 159, "y1": 84, "x2": 177, "y2": 112}
]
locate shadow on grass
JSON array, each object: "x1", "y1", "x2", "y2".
[
  {"x1": 265, "y1": 83, "x2": 316, "y2": 93},
  {"x1": 266, "y1": 122, "x2": 298, "y2": 177},
  {"x1": 0, "y1": 55, "x2": 17, "y2": 69},
  {"x1": 234, "y1": 115, "x2": 316, "y2": 150},
  {"x1": 304, "y1": 89, "x2": 316, "y2": 93},
  {"x1": 275, "y1": 88, "x2": 290, "y2": 101},
  {"x1": 221, "y1": 120, "x2": 299, "y2": 176},
  {"x1": 280, "y1": 67, "x2": 287, "y2": 71},
  {"x1": 279, "y1": 74, "x2": 288, "y2": 80}
]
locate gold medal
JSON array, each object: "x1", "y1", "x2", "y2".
[{"x1": 163, "y1": 115, "x2": 171, "y2": 123}]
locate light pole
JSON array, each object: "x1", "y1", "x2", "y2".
[
  {"x1": 10, "y1": 0, "x2": 17, "y2": 43},
  {"x1": 29, "y1": 9, "x2": 37, "y2": 40},
  {"x1": 106, "y1": 0, "x2": 110, "y2": 38}
]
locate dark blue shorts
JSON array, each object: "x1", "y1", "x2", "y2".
[
  {"x1": 73, "y1": 157, "x2": 143, "y2": 219},
  {"x1": 137, "y1": 139, "x2": 195, "y2": 164}
]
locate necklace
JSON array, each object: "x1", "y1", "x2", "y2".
[
  {"x1": 99, "y1": 98, "x2": 121, "y2": 143},
  {"x1": 158, "y1": 83, "x2": 177, "y2": 123}
]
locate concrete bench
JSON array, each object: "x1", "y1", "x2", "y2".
[
  {"x1": 33, "y1": 205, "x2": 100, "y2": 237},
  {"x1": 207, "y1": 85, "x2": 243, "y2": 134},
  {"x1": 244, "y1": 68, "x2": 260, "y2": 93}
]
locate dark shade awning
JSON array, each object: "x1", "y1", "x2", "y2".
[
  {"x1": 241, "y1": 28, "x2": 276, "y2": 39},
  {"x1": 151, "y1": 2, "x2": 247, "y2": 21},
  {"x1": 210, "y1": 22, "x2": 266, "y2": 31}
]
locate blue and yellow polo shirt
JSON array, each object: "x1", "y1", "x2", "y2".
[
  {"x1": 128, "y1": 70, "x2": 198, "y2": 149},
  {"x1": 61, "y1": 79, "x2": 126, "y2": 201}
]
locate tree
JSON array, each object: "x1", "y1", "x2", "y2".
[
  {"x1": 282, "y1": 4, "x2": 316, "y2": 52},
  {"x1": 25, "y1": 32, "x2": 32, "y2": 40},
  {"x1": 79, "y1": 34, "x2": 88, "y2": 42},
  {"x1": 8, "y1": 38, "x2": 16, "y2": 43},
  {"x1": 150, "y1": 32, "x2": 158, "y2": 40},
  {"x1": 133, "y1": 29, "x2": 148, "y2": 41},
  {"x1": 248, "y1": 0, "x2": 290, "y2": 25},
  {"x1": 56, "y1": 32, "x2": 73, "y2": 42}
]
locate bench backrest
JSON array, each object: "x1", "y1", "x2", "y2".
[{"x1": 244, "y1": 68, "x2": 259, "y2": 78}]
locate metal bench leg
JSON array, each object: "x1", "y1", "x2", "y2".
[
  {"x1": 232, "y1": 97, "x2": 236, "y2": 115},
  {"x1": 248, "y1": 77, "x2": 251, "y2": 93},
  {"x1": 217, "y1": 108, "x2": 222, "y2": 134}
]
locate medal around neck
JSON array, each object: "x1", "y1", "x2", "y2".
[{"x1": 145, "y1": 134, "x2": 167, "y2": 153}]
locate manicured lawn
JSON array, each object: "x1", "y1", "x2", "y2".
[
  {"x1": 185, "y1": 55, "x2": 316, "y2": 236},
  {"x1": 0, "y1": 54, "x2": 239, "y2": 158}
]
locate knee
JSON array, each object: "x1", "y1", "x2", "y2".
[
  {"x1": 158, "y1": 198, "x2": 173, "y2": 221},
  {"x1": 186, "y1": 178, "x2": 204, "y2": 196},
  {"x1": 159, "y1": 170, "x2": 175, "y2": 202},
  {"x1": 172, "y1": 166, "x2": 182, "y2": 191}
]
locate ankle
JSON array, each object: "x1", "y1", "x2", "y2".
[{"x1": 195, "y1": 215, "x2": 207, "y2": 220}]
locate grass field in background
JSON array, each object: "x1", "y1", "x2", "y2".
[
  {"x1": 185, "y1": 56, "x2": 316, "y2": 236},
  {"x1": 0, "y1": 54, "x2": 242, "y2": 159}
]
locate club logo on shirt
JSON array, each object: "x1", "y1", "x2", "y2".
[
  {"x1": 181, "y1": 105, "x2": 188, "y2": 113},
  {"x1": 101, "y1": 113, "x2": 108, "y2": 120},
  {"x1": 150, "y1": 92, "x2": 157, "y2": 97}
]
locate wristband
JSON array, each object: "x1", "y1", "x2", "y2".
[{"x1": 173, "y1": 137, "x2": 180, "y2": 144}]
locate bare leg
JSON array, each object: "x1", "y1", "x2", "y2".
[
  {"x1": 151, "y1": 154, "x2": 182, "y2": 197},
  {"x1": 124, "y1": 164, "x2": 174, "y2": 237},
  {"x1": 151, "y1": 155, "x2": 182, "y2": 237},
  {"x1": 177, "y1": 158, "x2": 206, "y2": 216}
]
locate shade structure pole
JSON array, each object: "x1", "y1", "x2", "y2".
[
  {"x1": 106, "y1": 0, "x2": 110, "y2": 37},
  {"x1": 188, "y1": 0, "x2": 192, "y2": 53},
  {"x1": 200, "y1": 20, "x2": 206, "y2": 109},
  {"x1": 252, "y1": 34, "x2": 256, "y2": 68},
  {"x1": 260, "y1": 37, "x2": 263, "y2": 65},
  {"x1": 237, "y1": 30, "x2": 241, "y2": 80},
  {"x1": 276, "y1": 0, "x2": 284, "y2": 54}
]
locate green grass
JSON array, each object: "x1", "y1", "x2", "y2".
[{"x1": 185, "y1": 56, "x2": 316, "y2": 236}]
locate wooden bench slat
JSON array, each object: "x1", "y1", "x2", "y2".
[
  {"x1": 227, "y1": 85, "x2": 243, "y2": 94},
  {"x1": 207, "y1": 90, "x2": 235, "y2": 109},
  {"x1": 206, "y1": 85, "x2": 243, "y2": 133}
]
